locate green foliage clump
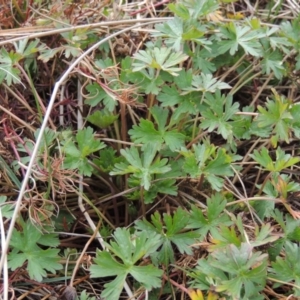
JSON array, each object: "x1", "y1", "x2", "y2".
[{"x1": 3, "y1": 0, "x2": 300, "y2": 299}]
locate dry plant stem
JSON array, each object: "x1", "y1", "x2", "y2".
[
  {"x1": 0, "y1": 209, "x2": 8, "y2": 300},
  {"x1": 95, "y1": 187, "x2": 140, "y2": 205},
  {"x1": 120, "y1": 103, "x2": 127, "y2": 145},
  {"x1": 76, "y1": 78, "x2": 107, "y2": 265},
  {"x1": 17, "y1": 64, "x2": 47, "y2": 113},
  {"x1": 225, "y1": 173, "x2": 246, "y2": 200},
  {"x1": 83, "y1": 186, "x2": 116, "y2": 229},
  {"x1": 0, "y1": 104, "x2": 35, "y2": 132},
  {"x1": 130, "y1": 0, "x2": 170, "y2": 16},
  {"x1": 226, "y1": 196, "x2": 280, "y2": 206},
  {"x1": 127, "y1": 105, "x2": 139, "y2": 126},
  {"x1": 230, "y1": 70, "x2": 262, "y2": 95},
  {"x1": 232, "y1": 138, "x2": 264, "y2": 185},
  {"x1": 88, "y1": 160, "x2": 119, "y2": 193},
  {"x1": 100, "y1": 137, "x2": 138, "y2": 146},
  {"x1": 16, "y1": 285, "x2": 48, "y2": 300},
  {"x1": 250, "y1": 51, "x2": 295, "y2": 106},
  {"x1": 113, "y1": 116, "x2": 122, "y2": 152},
  {"x1": 179, "y1": 191, "x2": 207, "y2": 209},
  {"x1": 21, "y1": 64, "x2": 56, "y2": 130},
  {"x1": 0, "y1": 18, "x2": 172, "y2": 45},
  {"x1": 3, "y1": 83, "x2": 35, "y2": 114},
  {"x1": 250, "y1": 71, "x2": 274, "y2": 106},
  {"x1": 3, "y1": 121, "x2": 26, "y2": 179},
  {"x1": 11, "y1": 0, "x2": 25, "y2": 22},
  {"x1": 59, "y1": 84, "x2": 65, "y2": 126},
  {"x1": 28, "y1": 4, "x2": 72, "y2": 27},
  {"x1": 69, "y1": 220, "x2": 101, "y2": 288},
  {"x1": 0, "y1": 20, "x2": 163, "y2": 290},
  {"x1": 76, "y1": 77, "x2": 101, "y2": 248},
  {"x1": 75, "y1": 190, "x2": 115, "y2": 231},
  {"x1": 146, "y1": 93, "x2": 155, "y2": 120},
  {"x1": 76, "y1": 79, "x2": 106, "y2": 247},
  {"x1": 220, "y1": 53, "x2": 247, "y2": 82},
  {"x1": 162, "y1": 274, "x2": 189, "y2": 295},
  {"x1": 235, "y1": 112, "x2": 258, "y2": 116},
  {"x1": 227, "y1": 168, "x2": 258, "y2": 225},
  {"x1": 268, "y1": 276, "x2": 300, "y2": 290}
]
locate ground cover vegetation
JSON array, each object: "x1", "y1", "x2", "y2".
[{"x1": 1, "y1": 0, "x2": 300, "y2": 299}]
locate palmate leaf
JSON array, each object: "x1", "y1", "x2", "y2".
[
  {"x1": 256, "y1": 91, "x2": 294, "y2": 146},
  {"x1": 110, "y1": 143, "x2": 171, "y2": 190},
  {"x1": 190, "y1": 0, "x2": 220, "y2": 18},
  {"x1": 143, "y1": 177, "x2": 177, "y2": 204},
  {"x1": 130, "y1": 265, "x2": 163, "y2": 289},
  {"x1": 200, "y1": 91, "x2": 240, "y2": 142},
  {"x1": 261, "y1": 49, "x2": 285, "y2": 80},
  {"x1": 108, "y1": 228, "x2": 161, "y2": 263},
  {"x1": 157, "y1": 73, "x2": 201, "y2": 119},
  {"x1": 209, "y1": 225, "x2": 242, "y2": 251},
  {"x1": 13, "y1": 38, "x2": 43, "y2": 56},
  {"x1": 192, "y1": 256, "x2": 227, "y2": 289},
  {"x1": 9, "y1": 248, "x2": 61, "y2": 282},
  {"x1": 250, "y1": 147, "x2": 273, "y2": 170},
  {"x1": 182, "y1": 73, "x2": 231, "y2": 95},
  {"x1": 193, "y1": 243, "x2": 267, "y2": 298},
  {"x1": 93, "y1": 147, "x2": 122, "y2": 172},
  {"x1": 77, "y1": 127, "x2": 106, "y2": 156},
  {"x1": 79, "y1": 290, "x2": 96, "y2": 300},
  {"x1": 174, "y1": 69, "x2": 193, "y2": 89},
  {"x1": 86, "y1": 109, "x2": 118, "y2": 129},
  {"x1": 0, "y1": 48, "x2": 23, "y2": 85},
  {"x1": 85, "y1": 83, "x2": 116, "y2": 111},
  {"x1": 132, "y1": 47, "x2": 188, "y2": 76},
  {"x1": 153, "y1": 16, "x2": 210, "y2": 51},
  {"x1": 157, "y1": 84, "x2": 192, "y2": 107},
  {"x1": 118, "y1": 146, "x2": 143, "y2": 169},
  {"x1": 129, "y1": 105, "x2": 185, "y2": 151},
  {"x1": 187, "y1": 193, "x2": 232, "y2": 238},
  {"x1": 0, "y1": 64, "x2": 21, "y2": 86},
  {"x1": 91, "y1": 251, "x2": 127, "y2": 277},
  {"x1": 193, "y1": 48, "x2": 217, "y2": 74},
  {"x1": 163, "y1": 208, "x2": 198, "y2": 255},
  {"x1": 0, "y1": 196, "x2": 14, "y2": 219},
  {"x1": 270, "y1": 241, "x2": 300, "y2": 296},
  {"x1": 281, "y1": 19, "x2": 300, "y2": 52},
  {"x1": 90, "y1": 228, "x2": 162, "y2": 299},
  {"x1": 251, "y1": 224, "x2": 279, "y2": 247},
  {"x1": 135, "y1": 208, "x2": 199, "y2": 264},
  {"x1": 263, "y1": 26, "x2": 290, "y2": 51},
  {"x1": 153, "y1": 17, "x2": 184, "y2": 51},
  {"x1": 0, "y1": 48, "x2": 22, "y2": 65},
  {"x1": 129, "y1": 119, "x2": 164, "y2": 147},
  {"x1": 182, "y1": 143, "x2": 234, "y2": 191},
  {"x1": 168, "y1": 3, "x2": 190, "y2": 20},
  {"x1": 8, "y1": 219, "x2": 62, "y2": 282},
  {"x1": 38, "y1": 47, "x2": 61, "y2": 63},
  {"x1": 204, "y1": 148, "x2": 233, "y2": 176},
  {"x1": 154, "y1": 185, "x2": 181, "y2": 204},
  {"x1": 63, "y1": 127, "x2": 106, "y2": 176},
  {"x1": 218, "y1": 22, "x2": 264, "y2": 56},
  {"x1": 250, "y1": 147, "x2": 300, "y2": 172},
  {"x1": 231, "y1": 106, "x2": 255, "y2": 139},
  {"x1": 125, "y1": 65, "x2": 164, "y2": 95},
  {"x1": 212, "y1": 243, "x2": 267, "y2": 276},
  {"x1": 100, "y1": 272, "x2": 128, "y2": 299}
]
